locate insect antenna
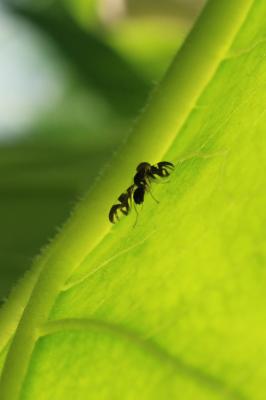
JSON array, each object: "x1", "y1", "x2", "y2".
[{"x1": 147, "y1": 185, "x2": 159, "y2": 204}]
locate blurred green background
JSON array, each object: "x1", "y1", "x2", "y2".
[{"x1": 0, "y1": 0, "x2": 205, "y2": 300}]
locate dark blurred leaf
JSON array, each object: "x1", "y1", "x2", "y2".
[
  {"x1": 4, "y1": 1, "x2": 151, "y2": 117},
  {"x1": 0, "y1": 143, "x2": 111, "y2": 299}
]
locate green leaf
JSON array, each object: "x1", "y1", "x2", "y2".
[{"x1": 1, "y1": 0, "x2": 265, "y2": 399}]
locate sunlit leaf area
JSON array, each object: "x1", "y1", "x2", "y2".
[{"x1": 1, "y1": 0, "x2": 266, "y2": 399}]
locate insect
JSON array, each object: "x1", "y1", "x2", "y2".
[
  {"x1": 134, "y1": 161, "x2": 174, "y2": 186},
  {"x1": 109, "y1": 161, "x2": 174, "y2": 224}
]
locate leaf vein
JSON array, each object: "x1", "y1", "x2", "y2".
[
  {"x1": 63, "y1": 232, "x2": 155, "y2": 291},
  {"x1": 40, "y1": 318, "x2": 247, "y2": 400}
]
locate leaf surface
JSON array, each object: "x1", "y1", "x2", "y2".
[{"x1": 1, "y1": 0, "x2": 265, "y2": 399}]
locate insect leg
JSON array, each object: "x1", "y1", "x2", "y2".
[{"x1": 133, "y1": 200, "x2": 139, "y2": 228}]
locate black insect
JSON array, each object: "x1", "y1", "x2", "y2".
[
  {"x1": 133, "y1": 184, "x2": 146, "y2": 205},
  {"x1": 134, "y1": 161, "x2": 174, "y2": 205},
  {"x1": 134, "y1": 161, "x2": 174, "y2": 187},
  {"x1": 109, "y1": 161, "x2": 174, "y2": 224}
]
